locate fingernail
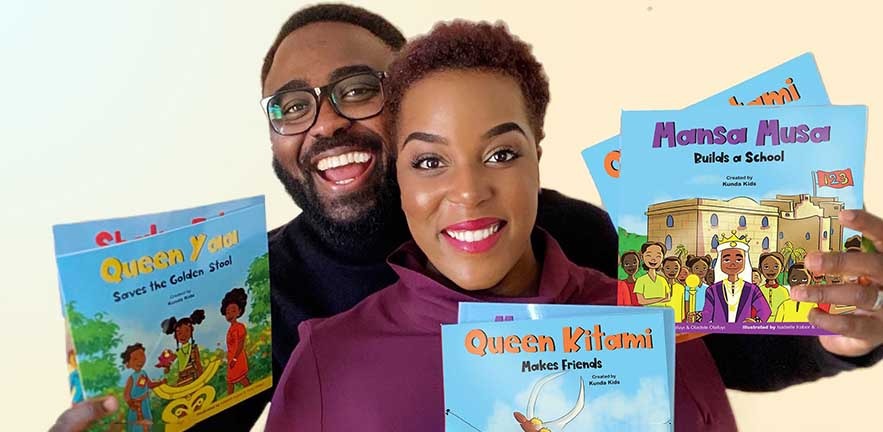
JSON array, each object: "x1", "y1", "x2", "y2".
[
  {"x1": 805, "y1": 253, "x2": 822, "y2": 271},
  {"x1": 102, "y1": 396, "x2": 118, "y2": 412},
  {"x1": 839, "y1": 210, "x2": 855, "y2": 222}
]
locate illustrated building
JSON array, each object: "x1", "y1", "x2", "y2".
[{"x1": 646, "y1": 194, "x2": 844, "y2": 263}]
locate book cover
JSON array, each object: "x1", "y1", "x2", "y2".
[
  {"x1": 53, "y1": 196, "x2": 272, "y2": 431},
  {"x1": 581, "y1": 53, "x2": 830, "y2": 226},
  {"x1": 616, "y1": 105, "x2": 866, "y2": 335},
  {"x1": 443, "y1": 307, "x2": 674, "y2": 431}
]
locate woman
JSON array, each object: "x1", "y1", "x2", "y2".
[
  {"x1": 267, "y1": 21, "x2": 735, "y2": 431},
  {"x1": 221, "y1": 288, "x2": 251, "y2": 395}
]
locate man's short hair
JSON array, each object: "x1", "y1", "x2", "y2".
[
  {"x1": 262, "y1": 3, "x2": 406, "y2": 87},
  {"x1": 384, "y1": 21, "x2": 551, "y2": 143}
]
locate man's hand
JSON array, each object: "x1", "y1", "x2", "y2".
[
  {"x1": 49, "y1": 396, "x2": 118, "y2": 432},
  {"x1": 789, "y1": 210, "x2": 883, "y2": 357}
]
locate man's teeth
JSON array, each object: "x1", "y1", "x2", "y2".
[
  {"x1": 316, "y1": 151, "x2": 371, "y2": 172},
  {"x1": 445, "y1": 223, "x2": 501, "y2": 242}
]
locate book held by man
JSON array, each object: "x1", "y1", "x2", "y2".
[
  {"x1": 615, "y1": 105, "x2": 867, "y2": 335},
  {"x1": 53, "y1": 196, "x2": 272, "y2": 431}
]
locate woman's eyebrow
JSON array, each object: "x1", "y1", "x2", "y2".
[
  {"x1": 402, "y1": 132, "x2": 448, "y2": 149},
  {"x1": 482, "y1": 122, "x2": 526, "y2": 140}
]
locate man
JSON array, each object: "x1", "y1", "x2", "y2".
[
  {"x1": 52, "y1": 3, "x2": 883, "y2": 431},
  {"x1": 701, "y1": 233, "x2": 770, "y2": 323}
]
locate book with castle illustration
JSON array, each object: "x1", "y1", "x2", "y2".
[
  {"x1": 443, "y1": 304, "x2": 674, "y2": 432},
  {"x1": 53, "y1": 196, "x2": 271, "y2": 431},
  {"x1": 581, "y1": 52, "x2": 830, "y2": 225},
  {"x1": 616, "y1": 105, "x2": 867, "y2": 335}
]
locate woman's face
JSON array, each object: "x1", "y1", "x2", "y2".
[
  {"x1": 642, "y1": 245, "x2": 664, "y2": 270},
  {"x1": 225, "y1": 303, "x2": 241, "y2": 322},
  {"x1": 760, "y1": 257, "x2": 781, "y2": 280},
  {"x1": 395, "y1": 70, "x2": 540, "y2": 291}
]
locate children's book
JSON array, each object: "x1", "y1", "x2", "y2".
[
  {"x1": 581, "y1": 52, "x2": 830, "y2": 226},
  {"x1": 53, "y1": 196, "x2": 272, "y2": 431},
  {"x1": 617, "y1": 105, "x2": 866, "y2": 335},
  {"x1": 444, "y1": 304, "x2": 674, "y2": 431}
]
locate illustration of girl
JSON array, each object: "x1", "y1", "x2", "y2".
[
  {"x1": 161, "y1": 309, "x2": 205, "y2": 386},
  {"x1": 122, "y1": 343, "x2": 165, "y2": 432},
  {"x1": 773, "y1": 263, "x2": 817, "y2": 322},
  {"x1": 633, "y1": 242, "x2": 671, "y2": 307},
  {"x1": 684, "y1": 254, "x2": 712, "y2": 322},
  {"x1": 752, "y1": 268, "x2": 762, "y2": 286},
  {"x1": 617, "y1": 251, "x2": 640, "y2": 306},
  {"x1": 662, "y1": 256, "x2": 686, "y2": 322},
  {"x1": 758, "y1": 252, "x2": 790, "y2": 319},
  {"x1": 221, "y1": 288, "x2": 251, "y2": 395}
]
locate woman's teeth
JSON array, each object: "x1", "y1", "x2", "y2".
[{"x1": 445, "y1": 223, "x2": 500, "y2": 242}]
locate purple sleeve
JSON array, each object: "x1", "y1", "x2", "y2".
[
  {"x1": 701, "y1": 285, "x2": 716, "y2": 323},
  {"x1": 266, "y1": 320, "x2": 323, "y2": 431}
]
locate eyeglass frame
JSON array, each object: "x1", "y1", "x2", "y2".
[{"x1": 260, "y1": 70, "x2": 388, "y2": 136}]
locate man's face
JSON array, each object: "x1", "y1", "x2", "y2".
[
  {"x1": 263, "y1": 22, "x2": 396, "y2": 224},
  {"x1": 720, "y1": 248, "x2": 745, "y2": 276}
]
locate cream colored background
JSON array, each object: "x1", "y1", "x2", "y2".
[{"x1": 2, "y1": 0, "x2": 881, "y2": 430}]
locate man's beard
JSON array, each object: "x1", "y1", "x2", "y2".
[{"x1": 273, "y1": 129, "x2": 406, "y2": 254}]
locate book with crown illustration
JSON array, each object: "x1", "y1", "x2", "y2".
[
  {"x1": 615, "y1": 105, "x2": 867, "y2": 335},
  {"x1": 53, "y1": 196, "x2": 272, "y2": 431},
  {"x1": 581, "y1": 53, "x2": 831, "y2": 226},
  {"x1": 443, "y1": 303, "x2": 674, "y2": 432}
]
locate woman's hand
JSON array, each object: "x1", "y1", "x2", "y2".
[{"x1": 789, "y1": 210, "x2": 883, "y2": 357}]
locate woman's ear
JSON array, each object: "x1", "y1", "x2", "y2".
[{"x1": 536, "y1": 144, "x2": 543, "y2": 162}]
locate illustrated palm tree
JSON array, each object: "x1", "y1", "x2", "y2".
[
  {"x1": 674, "y1": 244, "x2": 689, "y2": 262},
  {"x1": 780, "y1": 241, "x2": 808, "y2": 268}
]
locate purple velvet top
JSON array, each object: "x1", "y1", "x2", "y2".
[{"x1": 266, "y1": 232, "x2": 737, "y2": 431}]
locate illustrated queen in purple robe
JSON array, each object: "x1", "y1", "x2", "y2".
[{"x1": 701, "y1": 231, "x2": 771, "y2": 323}]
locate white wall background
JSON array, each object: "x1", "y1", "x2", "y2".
[{"x1": 1, "y1": 0, "x2": 881, "y2": 430}]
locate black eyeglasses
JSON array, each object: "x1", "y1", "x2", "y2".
[{"x1": 260, "y1": 71, "x2": 387, "y2": 136}]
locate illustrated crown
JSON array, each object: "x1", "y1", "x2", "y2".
[{"x1": 719, "y1": 230, "x2": 750, "y2": 248}]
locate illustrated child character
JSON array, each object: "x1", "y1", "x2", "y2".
[
  {"x1": 752, "y1": 268, "x2": 762, "y2": 286},
  {"x1": 810, "y1": 269, "x2": 856, "y2": 315},
  {"x1": 662, "y1": 256, "x2": 687, "y2": 322},
  {"x1": 758, "y1": 252, "x2": 790, "y2": 321},
  {"x1": 684, "y1": 254, "x2": 712, "y2": 323},
  {"x1": 774, "y1": 263, "x2": 818, "y2": 322},
  {"x1": 221, "y1": 288, "x2": 251, "y2": 395},
  {"x1": 700, "y1": 232, "x2": 770, "y2": 323},
  {"x1": 617, "y1": 251, "x2": 640, "y2": 306},
  {"x1": 122, "y1": 343, "x2": 166, "y2": 432},
  {"x1": 161, "y1": 309, "x2": 206, "y2": 386},
  {"x1": 633, "y1": 242, "x2": 671, "y2": 307}
]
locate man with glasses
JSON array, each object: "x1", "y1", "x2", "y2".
[{"x1": 52, "y1": 3, "x2": 883, "y2": 432}]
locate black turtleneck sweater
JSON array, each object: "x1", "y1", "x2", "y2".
[{"x1": 193, "y1": 188, "x2": 882, "y2": 431}]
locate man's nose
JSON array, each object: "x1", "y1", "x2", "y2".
[{"x1": 309, "y1": 97, "x2": 351, "y2": 138}]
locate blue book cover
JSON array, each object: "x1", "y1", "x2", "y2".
[
  {"x1": 581, "y1": 53, "x2": 830, "y2": 228},
  {"x1": 53, "y1": 196, "x2": 272, "y2": 431},
  {"x1": 443, "y1": 307, "x2": 674, "y2": 431},
  {"x1": 616, "y1": 105, "x2": 866, "y2": 335}
]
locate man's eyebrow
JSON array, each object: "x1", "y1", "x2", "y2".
[
  {"x1": 329, "y1": 64, "x2": 376, "y2": 82},
  {"x1": 272, "y1": 79, "x2": 310, "y2": 94},
  {"x1": 482, "y1": 122, "x2": 526, "y2": 140},
  {"x1": 402, "y1": 132, "x2": 448, "y2": 150}
]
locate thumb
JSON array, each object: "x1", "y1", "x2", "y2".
[{"x1": 50, "y1": 396, "x2": 118, "y2": 432}]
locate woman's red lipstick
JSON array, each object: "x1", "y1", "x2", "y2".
[{"x1": 441, "y1": 218, "x2": 505, "y2": 254}]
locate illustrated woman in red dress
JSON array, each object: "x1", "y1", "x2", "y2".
[{"x1": 221, "y1": 288, "x2": 250, "y2": 395}]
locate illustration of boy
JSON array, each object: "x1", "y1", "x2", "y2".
[
  {"x1": 701, "y1": 233, "x2": 770, "y2": 323},
  {"x1": 773, "y1": 264, "x2": 818, "y2": 322},
  {"x1": 122, "y1": 343, "x2": 165, "y2": 432}
]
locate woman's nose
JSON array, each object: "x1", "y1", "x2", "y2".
[{"x1": 445, "y1": 165, "x2": 492, "y2": 208}]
